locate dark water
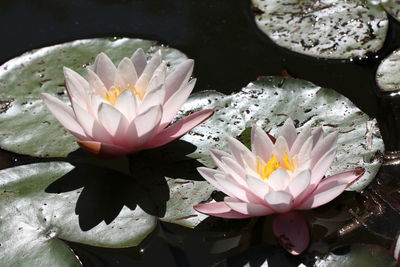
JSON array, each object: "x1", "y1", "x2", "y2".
[{"x1": 1, "y1": 0, "x2": 400, "y2": 266}]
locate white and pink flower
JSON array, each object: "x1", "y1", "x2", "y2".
[
  {"x1": 194, "y1": 118, "x2": 364, "y2": 255},
  {"x1": 42, "y1": 49, "x2": 213, "y2": 156}
]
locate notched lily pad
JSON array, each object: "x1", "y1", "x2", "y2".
[
  {"x1": 376, "y1": 48, "x2": 400, "y2": 92},
  {"x1": 251, "y1": 0, "x2": 388, "y2": 59},
  {"x1": 314, "y1": 244, "x2": 397, "y2": 267},
  {"x1": 0, "y1": 38, "x2": 188, "y2": 157},
  {"x1": 0, "y1": 162, "x2": 157, "y2": 266},
  {"x1": 179, "y1": 76, "x2": 384, "y2": 191}
]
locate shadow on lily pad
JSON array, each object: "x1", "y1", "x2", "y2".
[{"x1": 46, "y1": 140, "x2": 203, "y2": 231}]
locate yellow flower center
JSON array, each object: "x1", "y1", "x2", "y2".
[
  {"x1": 256, "y1": 153, "x2": 295, "y2": 180},
  {"x1": 104, "y1": 84, "x2": 146, "y2": 105}
]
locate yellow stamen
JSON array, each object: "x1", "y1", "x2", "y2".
[
  {"x1": 104, "y1": 83, "x2": 146, "y2": 105},
  {"x1": 257, "y1": 153, "x2": 295, "y2": 180}
]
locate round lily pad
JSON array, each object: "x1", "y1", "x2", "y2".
[
  {"x1": 0, "y1": 162, "x2": 157, "y2": 266},
  {"x1": 0, "y1": 38, "x2": 188, "y2": 157},
  {"x1": 251, "y1": 0, "x2": 388, "y2": 59},
  {"x1": 376, "y1": 48, "x2": 400, "y2": 92},
  {"x1": 382, "y1": 0, "x2": 400, "y2": 23},
  {"x1": 179, "y1": 76, "x2": 384, "y2": 191}
]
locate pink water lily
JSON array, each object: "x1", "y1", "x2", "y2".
[
  {"x1": 194, "y1": 118, "x2": 364, "y2": 255},
  {"x1": 42, "y1": 49, "x2": 213, "y2": 156}
]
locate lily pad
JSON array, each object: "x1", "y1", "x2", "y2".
[
  {"x1": 0, "y1": 38, "x2": 188, "y2": 157},
  {"x1": 251, "y1": 0, "x2": 388, "y2": 59},
  {"x1": 314, "y1": 244, "x2": 397, "y2": 267},
  {"x1": 376, "y1": 48, "x2": 400, "y2": 92},
  {"x1": 382, "y1": 0, "x2": 400, "y2": 23},
  {"x1": 160, "y1": 178, "x2": 215, "y2": 228},
  {"x1": 0, "y1": 162, "x2": 157, "y2": 266},
  {"x1": 179, "y1": 76, "x2": 384, "y2": 191}
]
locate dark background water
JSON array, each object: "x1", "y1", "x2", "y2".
[{"x1": 1, "y1": 0, "x2": 400, "y2": 266}]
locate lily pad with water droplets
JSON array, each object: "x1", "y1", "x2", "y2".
[
  {"x1": 376, "y1": 48, "x2": 400, "y2": 92},
  {"x1": 0, "y1": 162, "x2": 157, "y2": 266},
  {"x1": 0, "y1": 38, "x2": 187, "y2": 157},
  {"x1": 382, "y1": 0, "x2": 400, "y2": 23},
  {"x1": 179, "y1": 76, "x2": 384, "y2": 191},
  {"x1": 251, "y1": 0, "x2": 388, "y2": 59}
]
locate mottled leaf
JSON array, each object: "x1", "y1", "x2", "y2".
[
  {"x1": 382, "y1": 0, "x2": 400, "y2": 23},
  {"x1": 376, "y1": 48, "x2": 400, "y2": 92},
  {"x1": 0, "y1": 162, "x2": 157, "y2": 266},
  {"x1": 251, "y1": 0, "x2": 388, "y2": 59}
]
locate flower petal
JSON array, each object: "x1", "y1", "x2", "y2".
[
  {"x1": 197, "y1": 167, "x2": 226, "y2": 193},
  {"x1": 77, "y1": 140, "x2": 129, "y2": 156},
  {"x1": 117, "y1": 57, "x2": 138, "y2": 87},
  {"x1": 220, "y1": 156, "x2": 247, "y2": 186},
  {"x1": 130, "y1": 48, "x2": 147, "y2": 77},
  {"x1": 311, "y1": 132, "x2": 338, "y2": 167},
  {"x1": 279, "y1": 118, "x2": 297, "y2": 148},
  {"x1": 63, "y1": 67, "x2": 90, "y2": 108},
  {"x1": 251, "y1": 126, "x2": 273, "y2": 162},
  {"x1": 93, "y1": 52, "x2": 116, "y2": 89},
  {"x1": 246, "y1": 175, "x2": 270, "y2": 200},
  {"x1": 288, "y1": 170, "x2": 311, "y2": 201},
  {"x1": 273, "y1": 136, "x2": 290, "y2": 163},
  {"x1": 217, "y1": 174, "x2": 262, "y2": 204},
  {"x1": 97, "y1": 103, "x2": 128, "y2": 137},
  {"x1": 264, "y1": 191, "x2": 294, "y2": 213},
  {"x1": 227, "y1": 136, "x2": 253, "y2": 168},
  {"x1": 147, "y1": 62, "x2": 166, "y2": 93},
  {"x1": 321, "y1": 168, "x2": 365, "y2": 188},
  {"x1": 224, "y1": 197, "x2": 274, "y2": 216},
  {"x1": 115, "y1": 89, "x2": 138, "y2": 121},
  {"x1": 159, "y1": 78, "x2": 196, "y2": 128},
  {"x1": 272, "y1": 212, "x2": 310, "y2": 255},
  {"x1": 145, "y1": 109, "x2": 214, "y2": 149},
  {"x1": 139, "y1": 85, "x2": 166, "y2": 114},
  {"x1": 42, "y1": 93, "x2": 88, "y2": 140},
  {"x1": 135, "y1": 51, "x2": 162, "y2": 94},
  {"x1": 290, "y1": 126, "x2": 311, "y2": 157},
  {"x1": 310, "y1": 148, "x2": 336, "y2": 186},
  {"x1": 296, "y1": 180, "x2": 347, "y2": 209},
  {"x1": 268, "y1": 168, "x2": 290, "y2": 191},
  {"x1": 164, "y1": 59, "x2": 194, "y2": 101},
  {"x1": 128, "y1": 105, "x2": 162, "y2": 148},
  {"x1": 87, "y1": 69, "x2": 107, "y2": 97},
  {"x1": 194, "y1": 202, "x2": 251, "y2": 219}
]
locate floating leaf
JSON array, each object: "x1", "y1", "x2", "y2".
[
  {"x1": 0, "y1": 38, "x2": 187, "y2": 157},
  {"x1": 160, "y1": 178, "x2": 215, "y2": 228},
  {"x1": 315, "y1": 244, "x2": 397, "y2": 267},
  {"x1": 382, "y1": 0, "x2": 400, "y2": 23},
  {"x1": 0, "y1": 162, "x2": 157, "y2": 266},
  {"x1": 376, "y1": 48, "x2": 400, "y2": 92},
  {"x1": 251, "y1": 0, "x2": 388, "y2": 59},
  {"x1": 179, "y1": 76, "x2": 383, "y2": 191}
]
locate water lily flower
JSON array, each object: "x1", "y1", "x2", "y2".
[
  {"x1": 42, "y1": 49, "x2": 213, "y2": 156},
  {"x1": 194, "y1": 118, "x2": 364, "y2": 255}
]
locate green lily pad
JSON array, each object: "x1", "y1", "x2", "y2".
[
  {"x1": 0, "y1": 162, "x2": 157, "y2": 266},
  {"x1": 160, "y1": 178, "x2": 215, "y2": 228},
  {"x1": 251, "y1": 0, "x2": 388, "y2": 59},
  {"x1": 376, "y1": 48, "x2": 400, "y2": 92},
  {"x1": 179, "y1": 76, "x2": 384, "y2": 191},
  {"x1": 0, "y1": 38, "x2": 188, "y2": 157},
  {"x1": 382, "y1": 0, "x2": 400, "y2": 23},
  {"x1": 315, "y1": 244, "x2": 397, "y2": 267}
]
